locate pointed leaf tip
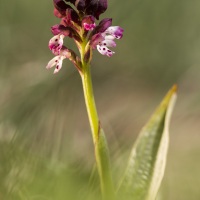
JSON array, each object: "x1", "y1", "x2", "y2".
[{"x1": 118, "y1": 85, "x2": 177, "y2": 200}]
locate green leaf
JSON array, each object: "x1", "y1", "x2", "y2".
[
  {"x1": 95, "y1": 128, "x2": 115, "y2": 200},
  {"x1": 118, "y1": 85, "x2": 177, "y2": 200}
]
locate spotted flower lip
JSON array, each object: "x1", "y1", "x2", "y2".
[
  {"x1": 97, "y1": 45, "x2": 115, "y2": 57},
  {"x1": 100, "y1": 37, "x2": 116, "y2": 48},
  {"x1": 46, "y1": 55, "x2": 65, "y2": 74},
  {"x1": 46, "y1": 47, "x2": 71, "y2": 74},
  {"x1": 48, "y1": 34, "x2": 65, "y2": 55},
  {"x1": 91, "y1": 25, "x2": 124, "y2": 57}
]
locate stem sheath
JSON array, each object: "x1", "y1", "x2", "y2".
[{"x1": 81, "y1": 66, "x2": 115, "y2": 200}]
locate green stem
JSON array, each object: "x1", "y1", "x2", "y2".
[
  {"x1": 81, "y1": 65, "x2": 115, "y2": 200},
  {"x1": 81, "y1": 65, "x2": 99, "y2": 143}
]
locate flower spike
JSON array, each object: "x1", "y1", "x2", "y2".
[{"x1": 46, "y1": 0, "x2": 123, "y2": 74}]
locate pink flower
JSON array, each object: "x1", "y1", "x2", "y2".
[
  {"x1": 46, "y1": 47, "x2": 71, "y2": 74},
  {"x1": 46, "y1": 55, "x2": 65, "y2": 74},
  {"x1": 105, "y1": 26, "x2": 124, "y2": 39},
  {"x1": 82, "y1": 15, "x2": 96, "y2": 31},
  {"x1": 83, "y1": 22, "x2": 96, "y2": 31},
  {"x1": 48, "y1": 34, "x2": 65, "y2": 55},
  {"x1": 94, "y1": 26, "x2": 124, "y2": 57}
]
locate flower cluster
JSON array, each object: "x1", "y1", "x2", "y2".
[{"x1": 46, "y1": 0, "x2": 124, "y2": 73}]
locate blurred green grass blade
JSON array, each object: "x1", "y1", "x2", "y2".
[{"x1": 118, "y1": 85, "x2": 177, "y2": 200}]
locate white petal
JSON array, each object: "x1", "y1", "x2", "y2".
[
  {"x1": 97, "y1": 45, "x2": 115, "y2": 57},
  {"x1": 104, "y1": 35, "x2": 115, "y2": 40},
  {"x1": 46, "y1": 56, "x2": 60, "y2": 69},
  {"x1": 50, "y1": 34, "x2": 64, "y2": 43},
  {"x1": 100, "y1": 39, "x2": 116, "y2": 47},
  {"x1": 105, "y1": 26, "x2": 124, "y2": 39},
  {"x1": 53, "y1": 59, "x2": 63, "y2": 74},
  {"x1": 46, "y1": 55, "x2": 65, "y2": 74},
  {"x1": 106, "y1": 26, "x2": 119, "y2": 32}
]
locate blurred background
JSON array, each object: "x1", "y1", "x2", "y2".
[{"x1": 0, "y1": 0, "x2": 200, "y2": 199}]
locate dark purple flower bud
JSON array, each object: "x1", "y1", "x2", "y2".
[
  {"x1": 64, "y1": 0, "x2": 107, "y2": 19},
  {"x1": 91, "y1": 18, "x2": 112, "y2": 36},
  {"x1": 85, "y1": 0, "x2": 108, "y2": 19},
  {"x1": 61, "y1": 9, "x2": 80, "y2": 27},
  {"x1": 76, "y1": 0, "x2": 87, "y2": 11},
  {"x1": 53, "y1": 0, "x2": 72, "y2": 16},
  {"x1": 51, "y1": 24, "x2": 72, "y2": 36},
  {"x1": 65, "y1": 0, "x2": 76, "y2": 5},
  {"x1": 51, "y1": 24, "x2": 82, "y2": 43},
  {"x1": 54, "y1": 8, "x2": 64, "y2": 18}
]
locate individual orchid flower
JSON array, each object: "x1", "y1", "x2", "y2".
[
  {"x1": 46, "y1": 55, "x2": 65, "y2": 74},
  {"x1": 83, "y1": 23, "x2": 96, "y2": 31},
  {"x1": 90, "y1": 19, "x2": 124, "y2": 57},
  {"x1": 48, "y1": 34, "x2": 65, "y2": 55},
  {"x1": 82, "y1": 16, "x2": 96, "y2": 31},
  {"x1": 46, "y1": 47, "x2": 71, "y2": 74},
  {"x1": 96, "y1": 26, "x2": 124, "y2": 57}
]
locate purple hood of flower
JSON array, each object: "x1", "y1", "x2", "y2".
[{"x1": 53, "y1": 0, "x2": 108, "y2": 20}]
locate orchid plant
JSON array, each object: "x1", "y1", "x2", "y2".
[{"x1": 46, "y1": 1, "x2": 177, "y2": 200}]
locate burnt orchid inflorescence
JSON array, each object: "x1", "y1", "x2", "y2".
[
  {"x1": 44, "y1": 2, "x2": 177, "y2": 200},
  {"x1": 46, "y1": 1, "x2": 124, "y2": 199},
  {"x1": 46, "y1": 0, "x2": 124, "y2": 74}
]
